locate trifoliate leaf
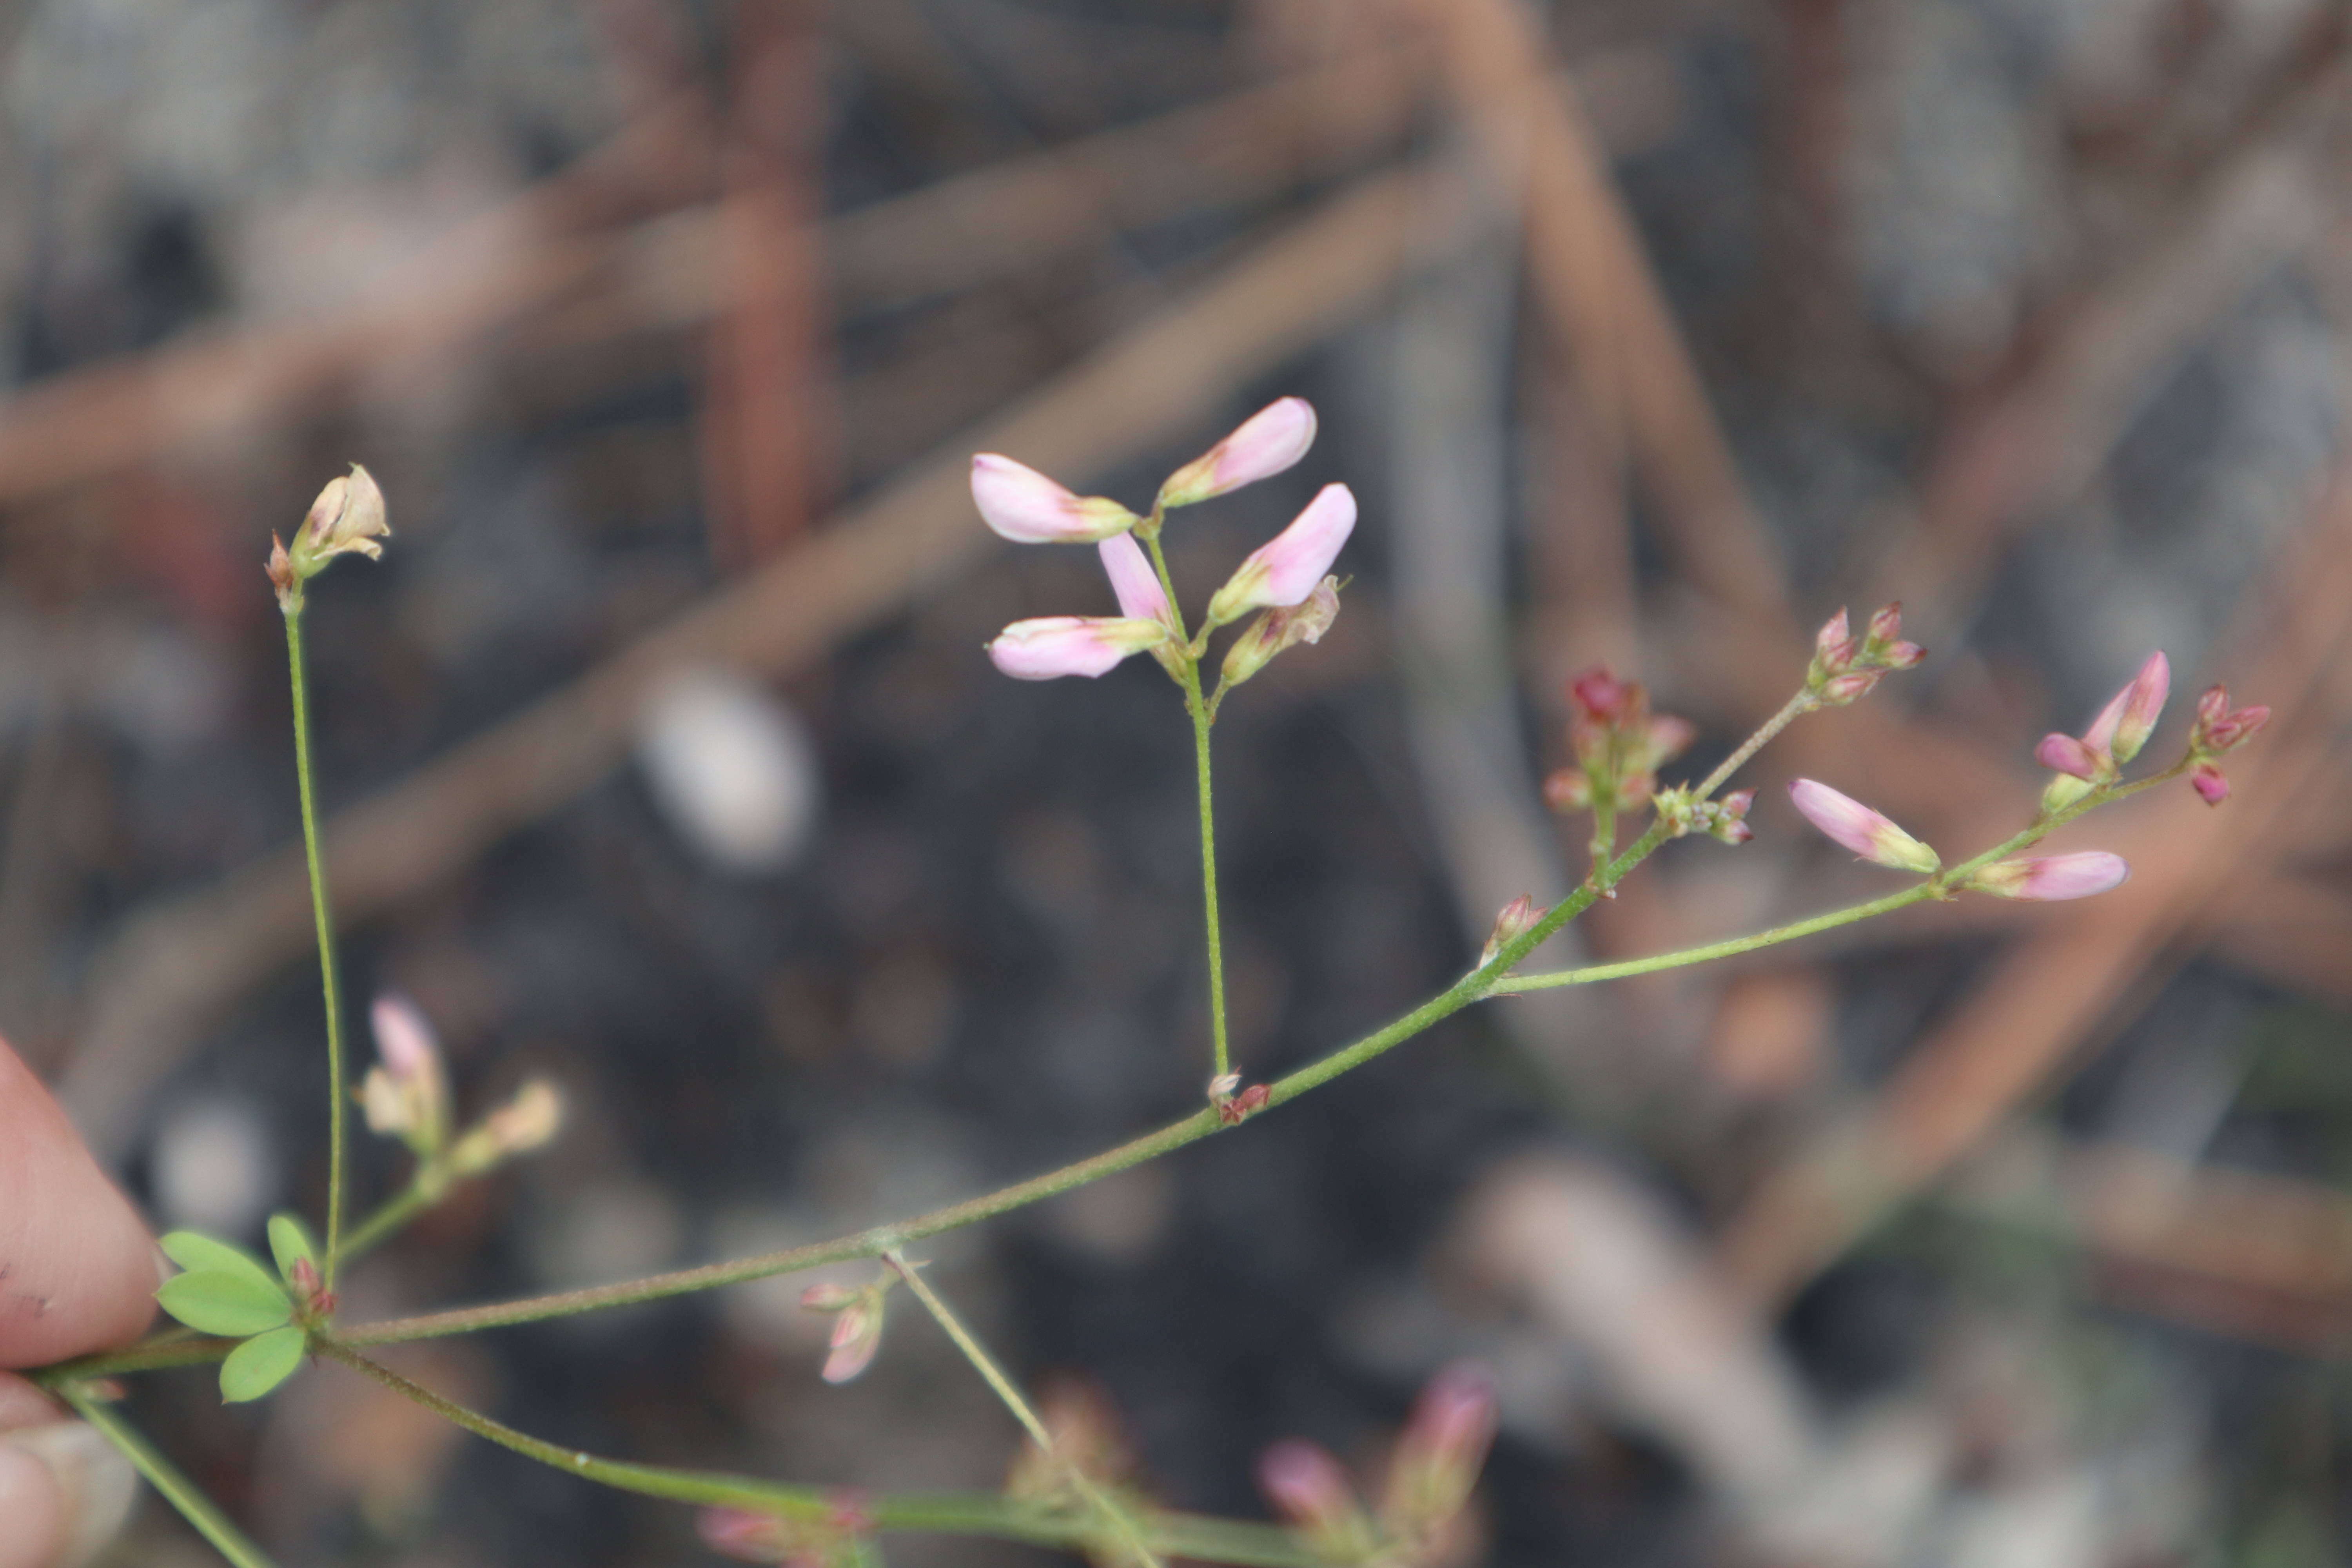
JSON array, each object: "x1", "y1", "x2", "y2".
[
  {"x1": 156, "y1": 1270, "x2": 292, "y2": 1338},
  {"x1": 159, "y1": 1231, "x2": 281, "y2": 1294},
  {"x1": 267, "y1": 1213, "x2": 319, "y2": 1284},
  {"x1": 219, "y1": 1325, "x2": 307, "y2": 1403}
]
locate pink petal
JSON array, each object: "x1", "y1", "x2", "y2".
[
  {"x1": 370, "y1": 994, "x2": 439, "y2": 1080},
  {"x1": 1970, "y1": 851, "x2": 2129, "y2": 900},
  {"x1": 2191, "y1": 764, "x2": 2229, "y2": 805},
  {"x1": 970, "y1": 454, "x2": 1136, "y2": 544},
  {"x1": 2034, "y1": 732, "x2": 2102, "y2": 780},
  {"x1": 2082, "y1": 652, "x2": 2166, "y2": 760},
  {"x1": 986, "y1": 616, "x2": 1168, "y2": 680},
  {"x1": 1097, "y1": 532, "x2": 1173, "y2": 625},
  {"x1": 1160, "y1": 397, "x2": 1317, "y2": 507},
  {"x1": 1786, "y1": 779, "x2": 1940, "y2": 873},
  {"x1": 1205, "y1": 483, "x2": 1356, "y2": 625},
  {"x1": 1259, "y1": 1441, "x2": 1360, "y2": 1532}
]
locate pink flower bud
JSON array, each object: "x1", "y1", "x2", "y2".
[
  {"x1": 2082, "y1": 652, "x2": 2169, "y2": 764},
  {"x1": 1205, "y1": 485, "x2": 1356, "y2": 626},
  {"x1": 1542, "y1": 767, "x2": 1592, "y2": 812},
  {"x1": 2191, "y1": 685, "x2": 2269, "y2": 754},
  {"x1": 1787, "y1": 779, "x2": 1941, "y2": 873},
  {"x1": 986, "y1": 616, "x2": 1171, "y2": 681},
  {"x1": 2034, "y1": 732, "x2": 2103, "y2": 781},
  {"x1": 1097, "y1": 533, "x2": 1174, "y2": 626},
  {"x1": 1639, "y1": 714, "x2": 1697, "y2": 769},
  {"x1": 823, "y1": 1298, "x2": 884, "y2": 1384},
  {"x1": 970, "y1": 455, "x2": 1140, "y2": 544},
  {"x1": 1864, "y1": 603, "x2": 1904, "y2": 646},
  {"x1": 1814, "y1": 608, "x2": 1853, "y2": 666},
  {"x1": 2191, "y1": 763, "x2": 2229, "y2": 805},
  {"x1": 1818, "y1": 670, "x2": 1882, "y2": 705},
  {"x1": 1260, "y1": 1440, "x2": 1368, "y2": 1543},
  {"x1": 1479, "y1": 895, "x2": 1541, "y2": 967},
  {"x1": 1704, "y1": 787, "x2": 1758, "y2": 845},
  {"x1": 1965, "y1": 851, "x2": 2129, "y2": 901},
  {"x1": 698, "y1": 1508, "x2": 789, "y2": 1561},
  {"x1": 1569, "y1": 668, "x2": 1631, "y2": 726},
  {"x1": 1880, "y1": 639, "x2": 1927, "y2": 668},
  {"x1": 361, "y1": 994, "x2": 450, "y2": 1156},
  {"x1": 1159, "y1": 397, "x2": 1318, "y2": 508},
  {"x1": 800, "y1": 1283, "x2": 859, "y2": 1312},
  {"x1": 1382, "y1": 1363, "x2": 1498, "y2": 1540}
]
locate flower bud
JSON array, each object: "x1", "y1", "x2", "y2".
[
  {"x1": 1204, "y1": 485, "x2": 1356, "y2": 626},
  {"x1": 1787, "y1": 779, "x2": 1940, "y2": 873},
  {"x1": 290, "y1": 465, "x2": 389, "y2": 572},
  {"x1": 799, "y1": 1283, "x2": 860, "y2": 1313},
  {"x1": 986, "y1": 616, "x2": 1171, "y2": 681},
  {"x1": 1568, "y1": 668, "x2": 1632, "y2": 727},
  {"x1": 1812, "y1": 608, "x2": 1855, "y2": 672},
  {"x1": 1701, "y1": 787, "x2": 1757, "y2": 845},
  {"x1": 2191, "y1": 685, "x2": 2269, "y2": 754},
  {"x1": 2083, "y1": 652, "x2": 2169, "y2": 765},
  {"x1": 822, "y1": 1296, "x2": 885, "y2": 1384},
  {"x1": 1541, "y1": 767, "x2": 1592, "y2": 813},
  {"x1": 1259, "y1": 1440, "x2": 1376, "y2": 1561},
  {"x1": 1863, "y1": 603, "x2": 1903, "y2": 646},
  {"x1": 1965, "y1": 852, "x2": 2129, "y2": 901},
  {"x1": 1380, "y1": 1363, "x2": 1498, "y2": 1548},
  {"x1": 1158, "y1": 397, "x2": 1317, "y2": 509},
  {"x1": 359, "y1": 995, "x2": 451, "y2": 1159},
  {"x1": 1479, "y1": 895, "x2": 1540, "y2": 968},
  {"x1": 1097, "y1": 533, "x2": 1174, "y2": 627},
  {"x1": 1220, "y1": 575, "x2": 1342, "y2": 692},
  {"x1": 970, "y1": 455, "x2": 1141, "y2": 544},
  {"x1": 448, "y1": 1080, "x2": 564, "y2": 1178},
  {"x1": 1817, "y1": 670, "x2": 1883, "y2": 706},
  {"x1": 2191, "y1": 763, "x2": 2229, "y2": 805}
]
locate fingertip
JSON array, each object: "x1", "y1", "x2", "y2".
[{"x1": 0, "y1": 1441, "x2": 64, "y2": 1568}]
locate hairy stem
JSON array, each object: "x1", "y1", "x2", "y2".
[
  {"x1": 1695, "y1": 688, "x2": 1817, "y2": 802},
  {"x1": 284, "y1": 605, "x2": 351, "y2": 1291},
  {"x1": 60, "y1": 1387, "x2": 281, "y2": 1568},
  {"x1": 887, "y1": 1252, "x2": 1163, "y2": 1568},
  {"x1": 314, "y1": 1339, "x2": 1311, "y2": 1565},
  {"x1": 1143, "y1": 528, "x2": 1230, "y2": 1083}
]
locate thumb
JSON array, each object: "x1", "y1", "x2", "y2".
[{"x1": 0, "y1": 1037, "x2": 157, "y2": 1367}]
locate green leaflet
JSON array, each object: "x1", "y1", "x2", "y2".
[
  {"x1": 155, "y1": 1270, "x2": 292, "y2": 1339},
  {"x1": 266, "y1": 1214, "x2": 319, "y2": 1284},
  {"x1": 158, "y1": 1231, "x2": 282, "y2": 1294},
  {"x1": 219, "y1": 1326, "x2": 308, "y2": 1403}
]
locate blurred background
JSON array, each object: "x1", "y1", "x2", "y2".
[{"x1": 6, "y1": 0, "x2": 2352, "y2": 1561}]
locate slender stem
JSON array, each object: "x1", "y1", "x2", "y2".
[
  {"x1": 1695, "y1": 688, "x2": 1817, "y2": 802},
  {"x1": 1493, "y1": 883, "x2": 1936, "y2": 993},
  {"x1": 59, "y1": 1387, "x2": 281, "y2": 1568},
  {"x1": 314, "y1": 1339, "x2": 1310, "y2": 1565},
  {"x1": 886, "y1": 1252, "x2": 1163, "y2": 1568},
  {"x1": 1142, "y1": 528, "x2": 1230, "y2": 1084},
  {"x1": 336, "y1": 1179, "x2": 439, "y2": 1267},
  {"x1": 284, "y1": 605, "x2": 350, "y2": 1290},
  {"x1": 1588, "y1": 802, "x2": 1616, "y2": 883}
]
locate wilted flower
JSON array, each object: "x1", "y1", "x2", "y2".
[
  {"x1": 1205, "y1": 484, "x2": 1357, "y2": 627},
  {"x1": 1221, "y1": 575, "x2": 1343, "y2": 692},
  {"x1": 1159, "y1": 397, "x2": 1317, "y2": 510},
  {"x1": 971, "y1": 454, "x2": 1142, "y2": 544},
  {"x1": 1787, "y1": 779, "x2": 1940, "y2": 873},
  {"x1": 1965, "y1": 852, "x2": 2129, "y2": 901},
  {"x1": 272, "y1": 464, "x2": 389, "y2": 605}
]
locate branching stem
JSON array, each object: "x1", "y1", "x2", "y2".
[{"x1": 61, "y1": 1387, "x2": 281, "y2": 1568}]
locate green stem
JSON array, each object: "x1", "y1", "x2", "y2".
[
  {"x1": 58, "y1": 1387, "x2": 281, "y2": 1568},
  {"x1": 336, "y1": 1179, "x2": 439, "y2": 1267},
  {"x1": 1141, "y1": 528, "x2": 1230, "y2": 1084},
  {"x1": 1493, "y1": 883, "x2": 1936, "y2": 993},
  {"x1": 886, "y1": 1252, "x2": 1163, "y2": 1568},
  {"x1": 313, "y1": 1339, "x2": 1310, "y2": 1566},
  {"x1": 284, "y1": 605, "x2": 350, "y2": 1290},
  {"x1": 1695, "y1": 688, "x2": 1817, "y2": 802}
]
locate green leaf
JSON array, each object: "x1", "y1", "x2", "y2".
[
  {"x1": 159, "y1": 1231, "x2": 281, "y2": 1294},
  {"x1": 155, "y1": 1271, "x2": 292, "y2": 1338},
  {"x1": 219, "y1": 1325, "x2": 307, "y2": 1403},
  {"x1": 266, "y1": 1214, "x2": 318, "y2": 1284}
]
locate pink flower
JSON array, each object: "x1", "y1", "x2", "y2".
[
  {"x1": 1158, "y1": 397, "x2": 1317, "y2": 509},
  {"x1": 1097, "y1": 532, "x2": 1174, "y2": 627},
  {"x1": 1205, "y1": 484, "x2": 1356, "y2": 626},
  {"x1": 2191, "y1": 685, "x2": 2269, "y2": 753},
  {"x1": 1259, "y1": 1440, "x2": 1368, "y2": 1545},
  {"x1": 1381, "y1": 1364, "x2": 1499, "y2": 1543},
  {"x1": 2038, "y1": 652, "x2": 2170, "y2": 784},
  {"x1": 986, "y1": 617, "x2": 1171, "y2": 681},
  {"x1": 1787, "y1": 779, "x2": 1941, "y2": 873},
  {"x1": 359, "y1": 994, "x2": 449, "y2": 1155},
  {"x1": 1965, "y1": 852, "x2": 2129, "y2": 901},
  {"x1": 2191, "y1": 763, "x2": 2229, "y2": 805},
  {"x1": 970, "y1": 454, "x2": 1140, "y2": 544},
  {"x1": 1478, "y1": 895, "x2": 1541, "y2": 967}
]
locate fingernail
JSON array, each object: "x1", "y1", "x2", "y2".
[{"x1": 3, "y1": 1423, "x2": 138, "y2": 1568}]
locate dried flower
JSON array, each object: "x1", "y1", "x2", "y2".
[
  {"x1": 1787, "y1": 779, "x2": 1940, "y2": 873},
  {"x1": 1204, "y1": 484, "x2": 1357, "y2": 627},
  {"x1": 986, "y1": 616, "x2": 1172, "y2": 681},
  {"x1": 971, "y1": 454, "x2": 1141, "y2": 544},
  {"x1": 1965, "y1": 852, "x2": 2129, "y2": 901},
  {"x1": 1158, "y1": 397, "x2": 1318, "y2": 510},
  {"x1": 1221, "y1": 575, "x2": 1343, "y2": 692},
  {"x1": 272, "y1": 464, "x2": 389, "y2": 605}
]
